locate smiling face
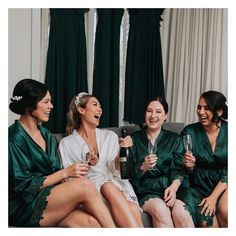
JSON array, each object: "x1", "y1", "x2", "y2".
[
  {"x1": 78, "y1": 97, "x2": 102, "y2": 127},
  {"x1": 30, "y1": 91, "x2": 53, "y2": 122},
  {"x1": 145, "y1": 100, "x2": 167, "y2": 131},
  {"x1": 196, "y1": 96, "x2": 223, "y2": 128}
]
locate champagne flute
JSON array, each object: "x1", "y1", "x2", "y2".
[
  {"x1": 183, "y1": 134, "x2": 192, "y2": 153},
  {"x1": 147, "y1": 138, "x2": 157, "y2": 170},
  {"x1": 148, "y1": 138, "x2": 157, "y2": 155},
  {"x1": 81, "y1": 143, "x2": 92, "y2": 164}
]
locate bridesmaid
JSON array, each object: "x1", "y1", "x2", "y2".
[
  {"x1": 9, "y1": 79, "x2": 115, "y2": 227},
  {"x1": 129, "y1": 96, "x2": 195, "y2": 227},
  {"x1": 181, "y1": 90, "x2": 228, "y2": 227}
]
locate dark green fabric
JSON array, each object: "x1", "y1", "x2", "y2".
[
  {"x1": 129, "y1": 128, "x2": 196, "y2": 221},
  {"x1": 45, "y1": 9, "x2": 88, "y2": 133},
  {"x1": 180, "y1": 121, "x2": 228, "y2": 226},
  {"x1": 124, "y1": 9, "x2": 165, "y2": 124},
  {"x1": 8, "y1": 121, "x2": 61, "y2": 227},
  {"x1": 93, "y1": 9, "x2": 124, "y2": 127}
]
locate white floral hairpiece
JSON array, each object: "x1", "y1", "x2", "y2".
[
  {"x1": 75, "y1": 92, "x2": 89, "y2": 107},
  {"x1": 11, "y1": 96, "x2": 23, "y2": 101}
]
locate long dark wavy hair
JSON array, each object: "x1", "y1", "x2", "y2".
[{"x1": 200, "y1": 90, "x2": 228, "y2": 125}]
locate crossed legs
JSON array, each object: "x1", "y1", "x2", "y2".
[{"x1": 39, "y1": 178, "x2": 115, "y2": 227}]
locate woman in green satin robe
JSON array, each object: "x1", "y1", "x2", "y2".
[
  {"x1": 181, "y1": 90, "x2": 228, "y2": 227},
  {"x1": 8, "y1": 79, "x2": 115, "y2": 227},
  {"x1": 129, "y1": 96, "x2": 195, "y2": 227}
]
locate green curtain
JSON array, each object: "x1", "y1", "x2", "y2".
[
  {"x1": 44, "y1": 9, "x2": 88, "y2": 133},
  {"x1": 92, "y1": 9, "x2": 124, "y2": 128},
  {"x1": 124, "y1": 9, "x2": 165, "y2": 125}
]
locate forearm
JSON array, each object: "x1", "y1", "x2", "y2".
[
  {"x1": 40, "y1": 169, "x2": 67, "y2": 189},
  {"x1": 169, "y1": 179, "x2": 181, "y2": 191},
  {"x1": 209, "y1": 181, "x2": 227, "y2": 200}
]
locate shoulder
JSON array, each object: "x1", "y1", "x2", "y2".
[
  {"x1": 182, "y1": 122, "x2": 201, "y2": 133},
  {"x1": 221, "y1": 120, "x2": 228, "y2": 128},
  {"x1": 98, "y1": 128, "x2": 118, "y2": 140},
  {"x1": 131, "y1": 129, "x2": 145, "y2": 139},
  {"x1": 162, "y1": 128, "x2": 179, "y2": 138},
  {"x1": 9, "y1": 121, "x2": 25, "y2": 144},
  {"x1": 60, "y1": 131, "x2": 77, "y2": 145}
]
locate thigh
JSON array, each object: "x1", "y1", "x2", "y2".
[
  {"x1": 216, "y1": 189, "x2": 228, "y2": 227},
  {"x1": 217, "y1": 189, "x2": 227, "y2": 214},
  {"x1": 40, "y1": 178, "x2": 95, "y2": 226},
  {"x1": 57, "y1": 208, "x2": 101, "y2": 228},
  {"x1": 142, "y1": 197, "x2": 171, "y2": 217},
  {"x1": 101, "y1": 182, "x2": 125, "y2": 202}
]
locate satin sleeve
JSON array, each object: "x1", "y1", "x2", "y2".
[
  {"x1": 9, "y1": 142, "x2": 46, "y2": 204},
  {"x1": 169, "y1": 136, "x2": 187, "y2": 184}
]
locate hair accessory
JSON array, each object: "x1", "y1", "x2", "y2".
[
  {"x1": 11, "y1": 96, "x2": 23, "y2": 101},
  {"x1": 75, "y1": 92, "x2": 88, "y2": 107}
]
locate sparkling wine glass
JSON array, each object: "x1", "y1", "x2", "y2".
[
  {"x1": 148, "y1": 138, "x2": 157, "y2": 155},
  {"x1": 183, "y1": 134, "x2": 192, "y2": 153},
  {"x1": 147, "y1": 138, "x2": 157, "y2": 170},
  {"x1": 81, "y1": 143, "x2": 92, "y2": 164}
]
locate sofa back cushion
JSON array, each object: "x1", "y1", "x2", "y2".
[{"x1": 53, "y1": 122, "x2": 184, "y2": 143}]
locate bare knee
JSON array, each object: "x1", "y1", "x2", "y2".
[
  {"x1": 101, "y1": 182, "x2": 115, "y2": 196},
  {"x1": 71, "y1": 178, "x2": 98, "y2": 197},
  {"x1": 143, "y1": 199, "x2": 173, "y2": 227},
  {"x1": 171, "y1": 205, "x2": 194, "y2": 227}
]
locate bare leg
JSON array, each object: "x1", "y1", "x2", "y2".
[
  {"x1": 40, "y1": 178, "x2": 115, "y2": 227},
  {"x1": 216, "y1": 189, "x2": 228, "y2": 227},
  {"x1": 171, "y1": 199, "x2": 195, "y2": 227},
  {"x1": 57, "y1": 208, "x2": 101, "y2": 227},
  {"x1": 142, "y1": 198, "x2": 174, "y2": 227},
  {"x1": 128, "y1": 201, "x2": 144, "y2": 226},
  {"x1": 101, "y1": 182, "x2": 143, "y2": 227}
]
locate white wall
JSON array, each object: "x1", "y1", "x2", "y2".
[{"x1": 8, "y1": 8, "x2": 41, "y2": 125}]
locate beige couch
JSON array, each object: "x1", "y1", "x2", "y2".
[{"x1": 53, "y1": 122, "x2": 184, "y2": 227}]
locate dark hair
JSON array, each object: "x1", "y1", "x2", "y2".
[
  {"x1": 140, "y1": 96, "x2": 168, "y2": 128},
  {"x1": 9, "y1": 79, "x2": 48, "y2": 115},
  {"x1": 200, "y1": 90, "x2": 228, "y2": 123}
]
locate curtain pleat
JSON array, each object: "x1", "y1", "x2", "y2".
[
  {"x1": 161, "y1": 9, "x2": 227, "y2": 125},
  {"x1": 44, "y1": 9, "x2": 88, "y2": 133},
  {"x1": 124, "y1": 9, "x2": 165, "y2": 125},
  {"x1": 92, "y1": 9, "x2": 124, "y2": 127}
]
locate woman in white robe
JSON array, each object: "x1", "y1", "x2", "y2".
[{"x1": 59, "y1": 92, "x2": 143, "y2": 227}]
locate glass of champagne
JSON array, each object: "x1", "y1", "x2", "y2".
[
  {"x1": 147, "y1": 138, "x2": 157, "y2": 170},
  {"x1": 81, "y1": 143, "x2": 92, "y2": 164},
  {"x1": 183, "y1": 134, "x2": 192, "y2": 153}
]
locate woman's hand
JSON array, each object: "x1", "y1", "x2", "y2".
[
  {"x1": 119, "y1": 135, "x2": 133, "y2": 148},
  {"x1": 183, "y1": 152, "x2": 196, "y2": 168},
  {"x1": 63, "y1": 163, "x2": 89, "y2": 178},
  {"x1": 140, "y1": 154, "x2": 157, "y2": 172},
  {"x1": 87, "y1": 150, "x2": 99, "y2": 166},
  {"x1": 199, "y1": 196, "x2": 217, "y2": 216},
  {"x1": 164, "y1": 181, "x2": 179, "y2": 207}
]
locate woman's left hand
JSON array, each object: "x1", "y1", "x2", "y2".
[
  {"x1": 119, "y1": 135, "x2": 133, "y2": 148},
  {"x1": 199, "y1": 196, "x2": 217, "y2": 216},
  {"x1": 164, "y1": 185, "x2": 177, "y2": 207}
]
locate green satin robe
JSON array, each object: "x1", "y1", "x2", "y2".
[
  {"x1": 180, "y1": 121, "x2": 228, "y2": 226},
  {"x1": 8, "y1": 121, "x2": 61, "y2": 227},
  {"x1": 129, "y1": 128, "x2": 195, "y2": 220}
]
